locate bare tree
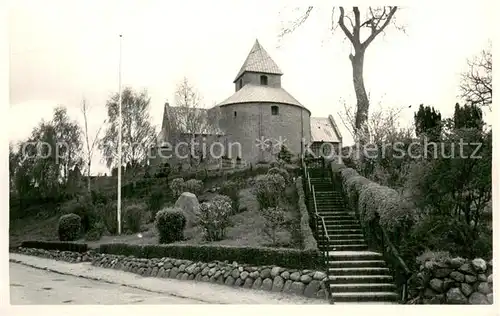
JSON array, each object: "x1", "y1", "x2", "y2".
[
  {"x1": 460, "y1": 42, "x2": 492, "y2": 110},
  {"x1": 280, "y1": 6, "x2": 400, "y2": 141},
  {"x1": 337, "y1": 97, "x2": 412, "y2": 145},
  {"x1": 168, "y1": 77, "x2": 221, "y2": 166},
  {"x1": 81, "y1": 98, "x2": 106, "y2": 192}
]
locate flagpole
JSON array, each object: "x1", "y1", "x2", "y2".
[{"x1": 117, "y1": 34, "x2": 123, "y2": 235}]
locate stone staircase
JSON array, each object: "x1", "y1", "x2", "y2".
[{"x1": 305, "y1": 168, "x2": 399, "y2": 303}]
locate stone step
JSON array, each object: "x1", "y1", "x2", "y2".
[
  {"x1": 328, "y1": 267, "x2": 391, "y2": 276},
  {"x1": 325, "y1": 224, "x2": 361, "y2": 230},
  {"x1": 328, "y1": 260, "x2": 387, "y2": 268},
  {"x1": 329, "y1": 283, "x2": 397, "y2": 293},
  {"x1": 327, "y1": 274, "x2": 394, "y2": 284},
  {"x1": 327, "y1": 244, "x2": 369, "y2": 251},
  {"x1": 315, "y1": 206, "x2": 344, "y2": 210},
  {"x1": 322, "y1": 219, "x2": 359, "y2": 225},
  {"x1": 328, "y1": 251, "x2": 384, "y2": 261},
  {"x1": 330, "y1": 291, "x2": 399, "y2": 303},
  {"x1": 318, "y1": 212, "x2": 352, "y2": 217},
  {"x1": 329, "y1": 239, "x2": 367, "y2": 245},
  {"x1": 327, "y1": 228, "x2": 363, "y2": 234},
  {"x1": 330, "y1": 234, "x2": 365, "y2": 239}
]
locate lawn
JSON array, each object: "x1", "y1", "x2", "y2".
[{"x1": 11, "y1": 177, "x2": 303, "y2": 251}]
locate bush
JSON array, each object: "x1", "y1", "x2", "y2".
[
  {"x1": 198, "y1": 196, "x2": 232, "y2": 241},
  {"x1": 220, "y1": 180, "x2": 244, "y2": 213},
  {"x1": 170, "y1": 178, "x2": 185, "y2": 199},
  {"x1": 260, "y1": 206, "x2": 287, "y2": 245},
  {"x1": 85, "y1": 221, "x2": 106, "y2": 241},
  {"x1": 253, "y1": 174, "x2": 286, "y2": 209},
  {"x1": 147, "y1": 187, "x2": 166, "y2": 214},
  {"x1": 254, "y1": 163, "x2": 270, "y2": 173},
  {"x1": 21, "y1": 240, "x2": 88, "y2": 253},
  {"x1": 184, "y1": 179, "x2": 203, "y2": 196},
  {"x1": 60, "y1": 197, "x2": 97, "y2": 233},
  {"x1": 90, "y1": 189, "x2": 110, "y2": 205},
  {"x1": 238, "y1": 188, "x2": 259, "y2": 213},
  {"x1": 296, "y1": 177, "x2": 318, "y2": 251},
  {"x1": 58, "y1": 213, "x2": 82, "y2": 241},
  {"x1": 98, "y1": 243, "x2": 321, "y2": 269},
  {"x1": 124, "y1": 203, "x2": 145, "y2": 233},
  {"x1": 98, "y1": 201, "x2": 119, "y2": 235},
  {"x1": 277, "y1": 145, "x2": 293, "y2": 164},
  {"x1": 268, "y1": 167, "x2": 290, "y2": 183},
  {"x1": 155, "y1": 207, "x2": 186, "y2": 244}
]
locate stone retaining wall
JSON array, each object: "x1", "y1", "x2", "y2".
[
  {"x1": 409, "y1": 256, "x2": 493, "y2": 304},
  {"x1": 12, "y1": 247, "x2": 329, "y2": 300}
]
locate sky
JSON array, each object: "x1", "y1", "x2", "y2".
[{"x1": 8, "y1": 0, "x2": 494, "y2": 175}]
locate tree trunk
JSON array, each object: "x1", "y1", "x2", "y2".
[
  {"x1": 87, "y1": 161, "x2": 91, "y2": 192},
  {"x1": 350, "y1": 50, "x2": 370, "y2": 141}
]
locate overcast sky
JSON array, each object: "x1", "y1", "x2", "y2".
[{"x1": 9, "y1": 0, "x2": 493, "y2": 174}]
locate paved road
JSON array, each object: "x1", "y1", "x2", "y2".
[
  {"x1": 10, "y1": 262, "x2": 203, "y2": 304},
  {"x1": 9, "y1": 255, "x2": 327, "y2": 304}
]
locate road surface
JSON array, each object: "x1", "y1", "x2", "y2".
[
  {"x1": 9, "y1": 254, "x2": 327, "y2": 304},
  {"x1": 10, "y1": 262, "x2": 203, "y2": 304}
]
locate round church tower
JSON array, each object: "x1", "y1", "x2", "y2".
[{"x1": 217, "y1": 39, "x2": 311, "y2": 164}]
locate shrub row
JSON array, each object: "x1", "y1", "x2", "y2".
[
  {"x1": 335, "y1": 163, "x2": 416, "y2": 235},
  {"x1": 98, "y1": 243, "x2": 322, "y2": 269},
  {"x1": 295, "y1": 177, "x2": 318, "y2": 251},
  {"x1": 21, "y1": 240, "x2": 88, "y2": 253}
]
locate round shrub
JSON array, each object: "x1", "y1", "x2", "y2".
[
  {"x1": 85, "y1": 221, "x2": 106, "y2": 241},
  {"x1": 198, "y1": 197, "x2": 232, "y2": 241},
  {"x1": 58, "y1": 213, "x2": 82, "y2": 241},
  {"x1": 124, "y1": 203, "x2": 145, "y2": 233},
  {"x1": 184, "y1": 179, "x2": 203, "y2": 196},
  {"x1": 220, "y1": 180, "x2": 244, "y2": 213},
  {"x1": 268, "y1": 167, "x2": 290, "y2": 183},
  {"x1": 260, "y1": 206, "x2": 287, "y2": 245},
  {"x1": 60, "y1": 197, "x2": 96, "y2": 233},
  {"x1": 155, "y1": 207, "x2": 186, "y2": 244},
  {"x1": 170, "y1": 178, "x2": 185, "y2": 199},
  {"x1": 253, "y1": 174, "x2": 286, "y2": 209}
]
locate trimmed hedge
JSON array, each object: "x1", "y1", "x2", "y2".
[
  {"x1": 295, "y1": 177, "x2": 318, "y2": 251},
  {"x1": 336, "y1": 165, "x2": 416, "y2": 235},
  {"x1": 97, "y1": 243, "x2": 321, "y2": 269},
  {"x1": 20, "y1": 240, "x2": 88, "y2": 253}
]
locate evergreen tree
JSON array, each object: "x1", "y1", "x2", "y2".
[
  {"x1": 453, "y1": 103, "x2": 483, "y2": 130},
  {"x1": 414, "y1": 104, "x2": 442, "y2": 139}
]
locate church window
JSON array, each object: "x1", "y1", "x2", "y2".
[
  {"x1": 271, "y1": 105, "x2": 279, "y2": 115},
  {"x1": 234, "y1": 111, "x2": 237, "y2": 118},
  {"x1": 238, "y1": 79, "x2": 243, "y2": 89},
  {"x1": 260, "y1": 75, "x2": 268, "y2": 85}
]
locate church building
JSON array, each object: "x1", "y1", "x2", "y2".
[{"x1": 152, "y1": 40, "x2": 342, "y2": 170}]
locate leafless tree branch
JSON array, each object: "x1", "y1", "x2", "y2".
[
  {"x1": 459, "y1": 43, "x2": 492, "y2": 110},
  {"x1": 278, "y1": 6, "x2": 314, "y2": 38}
]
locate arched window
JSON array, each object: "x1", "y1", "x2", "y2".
[
  {"x1": 271, "y1": 105, "x2": 279, "y2": 115},
  {"x1": 260, "y1": 75, "x2": 268, "y2": 85}
]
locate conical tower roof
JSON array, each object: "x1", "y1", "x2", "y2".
[{"x1": 233, "y1": 39, "x2": 283, "y2": 82}]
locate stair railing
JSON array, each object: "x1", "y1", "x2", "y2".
[
  {"x1": 302, "y1": 157, "x2": 334, "y2": 304},
  {"x1": 328, "y1": 162, "x2": 412, "y2": 304}
]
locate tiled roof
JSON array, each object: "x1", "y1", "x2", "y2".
[
  {"x1": 233, "y1": 39, "x2": 283, "y2": 82},
  {"x1": 217, "y1": 84, "x2": 309, "y2": 111},
  {"x1": 310, "y1": 117, "x2": 341, "y2": 143},
  {"x1": 157, "y1": 106, "x2": 224, "y2": 143}
]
